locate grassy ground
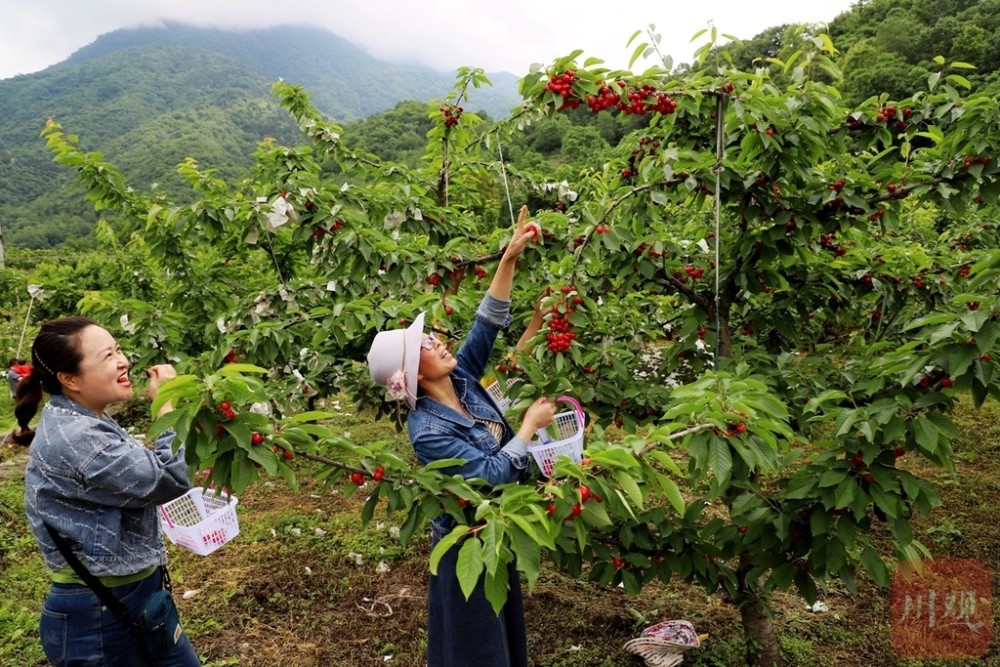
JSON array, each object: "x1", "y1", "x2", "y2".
[{"x1": 1, "y1": 395, "x2": 998, "y2": 667}]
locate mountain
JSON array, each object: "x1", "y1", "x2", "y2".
[
  {"x1": 58, "y1": 23, "x2": 522, "y2": 122},
  {"x1": 0, "y1": 24, "x2": 523, "y2": 249}
]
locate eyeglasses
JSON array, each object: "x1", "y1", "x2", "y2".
[{"x1": 420, "y1": 333, "x2": 439, "y2": 351}]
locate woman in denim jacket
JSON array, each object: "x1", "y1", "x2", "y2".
[
  {"x1": 12, "y1": 316, "x2": 200, "y2": 666},
  {"x1": 367, "y1": 206, "x2": 556, "y2": 667}
]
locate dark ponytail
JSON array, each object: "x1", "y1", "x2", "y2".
[{"x1": 10, "y1": 316, "x2": 95, "y2": 447}]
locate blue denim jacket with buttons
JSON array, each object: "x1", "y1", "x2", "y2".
[
  {"x1": 24, "y1": 394, "x2": 192, "y2": 576},
  {"x1": 407, "y1": 294, "x2": 531, "y2": 487}
]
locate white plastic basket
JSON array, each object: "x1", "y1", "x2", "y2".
[
  {"x1": 158, "y1": 487, "x2": 239, "y2": 556},
  {"x1": 485, "y1": 377, "x2": 521, "y2": 414},
  {"x1": 527, "y1": 395, "x2": 585, "y2": 477}
]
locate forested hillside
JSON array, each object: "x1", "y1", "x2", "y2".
[
  {"x1": 4, "y1": 0, "x2": 1000, "y2": 249},
  {"x1": 0, "y1": 24, "x2": 520, "y2": 249}
]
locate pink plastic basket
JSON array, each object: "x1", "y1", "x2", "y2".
[
  {"x1": 527, "y1": 396, "x2": 585, "y2": 477},
  {"x1": 158, "y1": 487, "x2": 239, "y2": 556}
]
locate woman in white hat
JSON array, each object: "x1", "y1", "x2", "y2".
[{"x1": 367, "y1": 205, "x2": 556, "y2": 667}]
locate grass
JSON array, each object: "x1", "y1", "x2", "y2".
[{"x1": 1, "y1": 395, "x2": 999, "y2": 666}]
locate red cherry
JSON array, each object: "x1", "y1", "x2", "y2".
[
  {"x1": 219, "y1": 402, "x2": 232, "y2": 412},
  {"x1": 251, "y1": 432, "x2": 264, "y2": 445},
  {"x1": 546, "y1": 502, "x2": 556, "y2": 517},
  {"x1": 214, "y1": 424, "x2": 225, "y2": 437},
  {"x1": 738, "y1": 525, "x2": 748, "y2": 534},
  {"x1": 373, "y1": 466, "x2": 385, "y2": 481},
  {"x1": 350, "y1": 472, "x2": 365, "y2": 485},
  {"x1": 578, "y1": 485, "x2": 591, "y2": 503},
  {"x1": 613, "y1": 557, "x2": 624, "y2": 570},
  {"x1": 282, "y1": 449, "x2": 294, "y2": 460},
  {"x1": 735, "y1": 423, "x2": 747, "y2": 433}
]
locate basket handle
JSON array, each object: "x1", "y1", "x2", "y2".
[
  {"x1": 158, "y1": 505, "x2": 175, "y2": 529},
  {"x1": 555, "y1": 395, "x2": 585, "y2": 426}
]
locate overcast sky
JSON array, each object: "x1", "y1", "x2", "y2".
[{"x1": 0, "y1": 1, "x2": 858, "y2": 80}]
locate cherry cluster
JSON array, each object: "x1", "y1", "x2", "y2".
[
  {"x1": 312, "y1": 219, "x2": 345, "y2": 237},
  {"x1": 218, "y1": 401, "x2": 237, "y2": 420},
  {"x1": 440, "y1": 104, "x2": 463, "y2": 128},
  {"x1": 683, "y1": 264, "x2": 705, "y2": 279},
  {"x1": 545, "y1": 288, "x2": 581, "y2": 354},
  {"x1": 545, "y1": 70, "x2": 580, "y2": 111},
  {"x1": 917, "y1": 367, "x2": 952, "y2": 389},
  {"x1": 818, "y1": 231, "x2": 846, "y2": 256},
  {"x1": 542, "y1": 72, "x2": 679, "y2": 117},
  {"x1": 634, "y1": 242, "x2": 662, "y2": 258}
]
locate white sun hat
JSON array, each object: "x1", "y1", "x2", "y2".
[{"x1": 366, "y1": 312, "x2": 425, "y2": 409}]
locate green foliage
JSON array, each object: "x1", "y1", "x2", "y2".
[{"x1": 19, "y1": 19, "x2": 1000, "y2": 666}]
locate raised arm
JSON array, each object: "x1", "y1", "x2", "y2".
[
  {"x1": 516, "y1": 293, "x2": 546, "y2": 352},
  {"x1": 488, "y1": 205, "x2": 540, "y2": 303}
]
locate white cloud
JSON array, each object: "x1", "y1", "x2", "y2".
[{"x1": 0, "y1": 0, "x2": 857, "y2": 80}]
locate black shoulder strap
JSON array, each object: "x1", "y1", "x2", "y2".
[{"x1": 43, "y1": 522, "x2": 133, "y2": 624}]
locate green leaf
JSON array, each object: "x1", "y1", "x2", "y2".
[
  {"x1": 483, "y1": 559, "x2": 510, "y2": 615},
  {"x1": 655, "y1": 473, "x2": 686, "y2": 514},
  {"x1": 710, "y1": 441, "x2": 733, "y2": 488},
  {"x1": 860, "y1": 544, "x2": 890, "y2": 586},
  {"x1": 283, "y1": 411, "x2": 339, "y2": 424},
  {"x1": 456, "y1": 538, "x2": 485, "y2": 602},
  {"x1": 428, "y1": 526, "x2": 469, "y2": 575},
  {"x1": 509, "y1": 524, "x2": 542, "y2": 588},
  {"x1": 614, "y1": 470, "x2": 645, "y2": 509}
]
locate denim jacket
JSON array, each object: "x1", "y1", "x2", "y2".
[
  {"x1": 408, "y1": 294, "x2": 531, "y2": 489},
  {"x1": 24, "y1": 394, "x2": 192, "y2": 576}
]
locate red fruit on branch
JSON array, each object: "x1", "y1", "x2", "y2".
[
  {"x1": 219, "y1": 401, "x2": 231, "y2": 412},
  {"x1": 613, "y1": 557, "x2": 624, "y2": 570},
  {"x1": 283, "y1": 449, "x2": 294, "y2": 460},
  {"x1": 350, "y1": 472, "x2": 365, "y2": 485},
  {"x1": 738, "y1": 525, "x2": 748, "y2": 534},
  {"x1": 251, "y1": 432, "x2": 264, "y2": 445},
  {"x1": 578, "y1": 485, "x2": 591, "y2": 503},
  {"x1": 373, "y1": 466, "x2": 385, "y2": 481},
  {"x1": 546, "y1": 502, "x2": 556, "y2": 517}
]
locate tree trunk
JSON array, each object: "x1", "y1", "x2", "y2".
[{"x1": 739, "y1": 591, "x2": 784, "y2": 667}]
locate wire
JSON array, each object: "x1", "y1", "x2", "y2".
[
  {"x1": 497, "y1": 139, "x2": 516, "y2": 226},
  {"x1": 713, "y1": 93, "x2": 726, "y2": 365}
]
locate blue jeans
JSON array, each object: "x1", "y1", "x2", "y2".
[{"x1": 39, "y1": 567, "x2": 200, "y2": 666}]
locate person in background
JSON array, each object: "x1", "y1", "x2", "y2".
[
  {"x1": 7, "y1": 358, "x2": 21, "y2": 398},
  {"x1": 12, "y1": 316, "x2": 200, "y2": 666},
  {"x1": 366, "y1": 205, "x2": 556, "y2": 667}
]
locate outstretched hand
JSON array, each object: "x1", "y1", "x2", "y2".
[{"x1": 501, "y1": 205, "x2": 541, "y2": 263}]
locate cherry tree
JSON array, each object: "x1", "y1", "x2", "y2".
[{"x1": 40, "y1": 27, "x2": 1000, "y2": 665}]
